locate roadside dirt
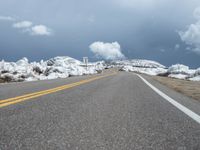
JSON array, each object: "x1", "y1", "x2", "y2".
[
  {"x1": 152, "y1": 76, "x2": 200, "y2": 101},
  {"x1": 0, "y1": 79, "x2": 4, "y2": 83}
]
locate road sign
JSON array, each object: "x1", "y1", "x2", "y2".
[{"x1": 83, "y1": 57, "x2": 88, "y2": 65}]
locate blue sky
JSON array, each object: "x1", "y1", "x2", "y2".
[{"x1": 0, "y1": 0, "x2": 200, "y2": 68}]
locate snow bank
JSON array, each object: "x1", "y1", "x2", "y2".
[
  {"x1": 188, "y1": 68, "x2": 200, "y2": 81},
  {"x1": 114, "y1": 59, "x2": 165, "y2": 68},
  {"x1": 189, "y1": 76, "x2": 200, "y2": 81},
  {"x1": 166, "y1": 64, "x2": 199, "y2": 80},
  {"x1": 1, "y1": 57, "x2": 199, "y2": 82},
  {"x1": 118, "y1": 59, "x2": 167, "y2": 76},
  {"x1": 194, "y1": 68, "x2": 200, "y2": 76},
  {"x1": 168, "y1": 74, "x2": 188, "y2": 80},
  {"x1": 167, "y1": 64, "x2": 191, "y2": 75},
  {"x1": 0, "y1": 56, "x2": 106, "y2": 82},
  {"x1": 118, "y1": 60, "x2": 200, "y2": 81},
  {"x1": 121, "y1": 65, "x2": 166, "y2": 76}
]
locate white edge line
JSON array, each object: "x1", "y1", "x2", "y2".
[{"x1": 136, "y1": 74, "x2": 200, "y2": 124}]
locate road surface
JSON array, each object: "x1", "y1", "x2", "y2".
[{"x1": 0, "y1": 71, "x2": 200, "y2": 149}]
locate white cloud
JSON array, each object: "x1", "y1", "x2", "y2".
[
  {"x1": 175, "y1": 44, "x2": 180, "y2": 50},
  {"x1": 0, "y1": 16, "x2": 15, "y2": 21},
  {"x1": 89, "y1": 41, "x2": 125, "y2": 60},
  {"x1": 186, "y1": 47, "x2": 191, "y2": 51},
  {"x1": 115, "y1": 0, "x2": 156, "y2": 9},
  {"x1": 0, "y1": 15, "x2": 53, "y2": 36},
  {"x1": 13, "y1": 21, "x2": 33, "y2": 28},
  {"x1": 31, "y1": 25, "x2": 51, "y2": 36},
  {"x1": 160, "y1": 49, "x2": 165, "y2": 52},
  {"x1": 178, "y1": 7, "x2": 200, "y2": 54},
  {"x1": 193, "y1": 7, "x2": 200, "y2": 20},
  {"x1": 88, "y1": 15, "x2": 95, "y2": 23}
]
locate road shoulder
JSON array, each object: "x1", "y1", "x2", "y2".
[{"x1": 139, "y1": 74, "x2": 200, "y2": 116}]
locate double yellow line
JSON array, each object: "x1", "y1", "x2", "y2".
[{"x1": 0, "y1": 72, "x2": 117, "y2": 108}]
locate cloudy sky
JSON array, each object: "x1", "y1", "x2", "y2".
[{"x1": 0, "y1": 0, "x2": 200, "y2": 68}]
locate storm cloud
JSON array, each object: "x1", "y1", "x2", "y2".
[{"x1": 0, "y1": 0, "x2": 200, "y2": 67}]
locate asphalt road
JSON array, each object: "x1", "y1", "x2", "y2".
[{"x1": 0, "y1": 71, "x2": 200, "y2": 150}]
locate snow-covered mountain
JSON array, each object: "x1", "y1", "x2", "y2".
[{"x1": 0, "y1": 56, "x2": 106, "y2": 82}]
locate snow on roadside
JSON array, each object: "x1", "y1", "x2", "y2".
[
  {"x1": 189, "y1": 76, "x2": 200, "y2": 81},
  {"x1": 119, "y1": 59, "x2": 167, "y2": 76},
  {"x1": 0, "y1": 56, "x2": 106, "y2": 82},
  {"x1": 121, "y1": 65, "x2": 166, "y2": 76},
  {"x1": 189, "y1": 68, "x2": 200, "y2": 81},
  {"x1": 167, "y1": 64, "x2": 195, "y2": 75},
  {"x1": 118, "y1": 60, "x2": 200, "y2": 81},
  {"x1": 168, "y1": 74, "x2": 188, "y2": 80},
  {"x1": 166, "y1": 64, "x2": 198, "y2": 80},
  {"x1": 0, "y1": 57, "x2": 199, "y2": 82},
  {"x1": 114, "y1": 59, "x2": 165, "y2": 68}
]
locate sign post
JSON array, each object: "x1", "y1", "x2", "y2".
[{"x1": 83, "y1": 57, "x2": 89, "y2": 70}]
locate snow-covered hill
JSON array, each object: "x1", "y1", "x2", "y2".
[{"x1": 0, "y1": 56, "x2": 105, "y2": 82}]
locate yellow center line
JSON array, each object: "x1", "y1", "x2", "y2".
[
  {"x1": 0, "y1": 77, "x2": 100, "y2": 104},
  {"x1": 0, "y1": 72, "x2": 117, "y2": 108}
]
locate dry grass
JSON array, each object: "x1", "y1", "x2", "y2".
[
  {"x1": 152, "y1": 76, "x2": 200, "y2": 101},
  {"x1": 0, "y1": 78, "x2": 4, "y2": 83}
]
